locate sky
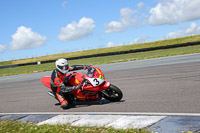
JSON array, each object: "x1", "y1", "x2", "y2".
[{"x1": 0, "y1": 0, "x2": 200, "y2": 61}]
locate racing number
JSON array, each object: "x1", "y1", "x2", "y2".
[{"x1": 93, "y1": 78, "x2": 100, "y2": 85}]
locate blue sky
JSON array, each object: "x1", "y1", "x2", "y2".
[{"x1": 0, "y1": 0, "x2": 200, "y2": 61}]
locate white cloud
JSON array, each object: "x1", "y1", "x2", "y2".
[
  {"x1": 105, "y1": 3, "x2": 146, "y2": 34},
  {"x1": 62, "y1": 1, "x2": 67, "y2": 9},
  {"x1": 120, "y1": 8, "x2": 137, "y2": 26},
  {"x1": 106, "y1": 35, "x2": 149, "y2": 48},
  {"x1": 105, "y1": 8, "x2": 137, "y2": 33},
  {"x1": 106, "y1": 42, "x2": 123, "y2": 47},
  {"x1": 0, "y1": 44, "x2": 7, "y2": 53},
  {"x1": 149, "y1": 0, "x2": 200, "y2": 25},
  {"x1": 58, "y1": 17, "x2": 95, "y2": 42},
  {"x1": 137, "y1": 2, "x2": 144, "y2": 9},
  {"x1": 166, "y1": 23, "x2": 200, "y2": 39},
  {"x1": 132, "y1": 35, "x2": 149, "y2": 44},
  {"x1": 166, "y1": 31, "x2": 184, "y2": 39},
  {"x1": 185, "y1": 23, "x2": 200, "y2": 35},
  {"x1": 10, "y1": 26, "x2": 47, "y2": 50},
  {"x1": 107, "y1": 42, "x2": 115, "y2": 47},
  {"x1": 104, "y1": 21, "x2": 126, "y2": 33}
]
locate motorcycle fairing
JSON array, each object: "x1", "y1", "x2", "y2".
[
  {"x1": 100, "y1": 81, "x2": 111, "y2": 91},
  {"x1": 41, "y1": 76, "x2": 51, "y2": 88},
  {"x1": 74, "y1": 89, "x2": 102, "y2": 101},
  {"x1": 68, "y1": 72, "x2": 85, "y2": 86},
  {"x1": 85, "y1": 77, "x2": 104, "y2": 87}
]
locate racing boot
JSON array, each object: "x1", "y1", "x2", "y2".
[
  {"x1": 61, "y1": 102, "x2": 69, "y2": 109},
  {"x1": 56, "y1": 91, "x2": 69, "y2": 109}
]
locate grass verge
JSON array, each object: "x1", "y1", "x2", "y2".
[
  {"x1": 0, "y1": 44, "x2": 200, "y2": 77},
  {"x1": 0, "y1": 35, "x2": 200, "y2": 66},
  {"x1": 0, "y1": 120, "x2": 149, "y2": 133}
]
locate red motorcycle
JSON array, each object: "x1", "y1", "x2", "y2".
[{"x1": 41, "y1": 66, "x2": 123, "y2": 107}]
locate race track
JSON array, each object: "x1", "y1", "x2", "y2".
[{"x1": 1, "y1": 53, "x2": 200, "y2": 113}]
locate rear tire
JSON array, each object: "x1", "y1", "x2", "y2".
[{"x1": 102, "y1": 84, "x2": 123, "y2": 102}]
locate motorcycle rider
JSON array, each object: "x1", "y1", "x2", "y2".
[{"x1": 49, "y1": 58, "x2": 90, "y2": 109}]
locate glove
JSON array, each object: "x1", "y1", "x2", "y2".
[
  {"x1": 59, "y1": 83, "x2": 66, "y2": 91},
  {"x1": 84, "y1": 65, "x2": 91, "y2": 70},
  {"x1": 75, "y1": 84, "x2": 82, "y2": 90},
  {"x1": 67, "y1": 85, "x2": 82, "y2": 92},
  {"x1": 81, "y1": 78, "x2": 87, "y2": 84}
]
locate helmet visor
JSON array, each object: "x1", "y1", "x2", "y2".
[{"x1": 57, "y1": 65, "x2": 69, "y2": 71}]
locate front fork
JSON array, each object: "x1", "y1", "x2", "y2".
[
  {"x1": 100, "y1": 81, "x2": 111, "y2": 97},
  {"x1": 100, "y1": 81, "x2": 111, "y2": 91}
]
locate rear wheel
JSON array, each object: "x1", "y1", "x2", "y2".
[{"x1": 102, "y1": 84, "x2": 123, "y2": 102}]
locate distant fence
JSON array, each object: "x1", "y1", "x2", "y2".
[{"x1": 1, "y1": 41, "x2": 200, "y2": 69}]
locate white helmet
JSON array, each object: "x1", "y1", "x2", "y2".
[{"x1": 55, "y1": 58, "x2": 69, "y2": 74}]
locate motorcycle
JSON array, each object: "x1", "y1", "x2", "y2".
[{"x1": 41, "y1": 66, "x2": 123, "y2": 108}]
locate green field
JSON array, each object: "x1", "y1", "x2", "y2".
[
  {"x1": 0, "y1": 120, "x2": 149, "y2": 133},
  {"x1": 1, "y1": 35, "x2": 200, "y2": 66},
  {"x1": 1, "y1": 44, "x2": 200, "y2": 77},
  {"x1": 0, "y1": 35, "x2": 200, "y2": 77}
]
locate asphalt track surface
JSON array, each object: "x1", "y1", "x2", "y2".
[{"x1": 1, "y1": 53, "x2": 200, "y2": 113}]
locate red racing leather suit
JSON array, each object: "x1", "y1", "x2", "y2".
[{"x1": 50, "y1": 65, "x2": 88, "y2": 107}]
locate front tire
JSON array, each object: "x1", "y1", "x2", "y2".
[{"x1": 102, "y1": 84, "x2": 123, "y2": 102}]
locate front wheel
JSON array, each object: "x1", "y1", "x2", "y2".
[{"x1": 101, "y1": 84, "x2": 123, "y2": 102}]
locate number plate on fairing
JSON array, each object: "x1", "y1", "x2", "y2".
[{"x1": 86, "y1": 78, "x2": 104, "y2": 87}]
